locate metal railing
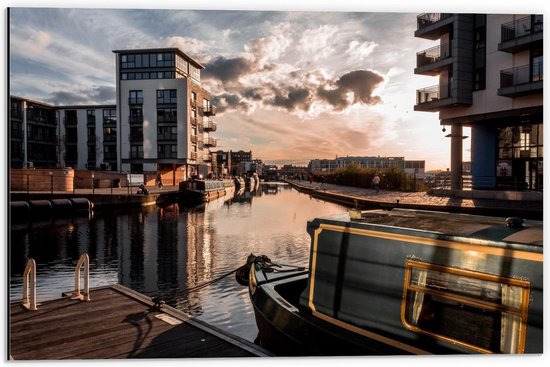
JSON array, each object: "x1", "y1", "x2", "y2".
[
  {"x1": 500, "y1": 63, "x2": 543, "y2": 88},
  {"x1": 501, "y1": 15, "x2": 543, "y2": 42},
  {"x1": 128, "y1": 97, "x2": 144, "y2": 105},
  {"x1": 417, "y1": 13, "x2": 452, "y2": 30},
  {"x1": 22, "y1": 258, "x2": 37, "y2": 311},
  {"x1": 190, "y1": 152, "x2": 197, "y2": 160},
  {"x1": 416, "y1": 83, "x2": 450, "y2": 104},
  {"x1": 203, "y1": 120, "x2": 217, "y2": 131},
  {"x1": 72, "y1": 254, "x2": 91, "y2": 301},
  {"x1": 129, "y1": 116, "x2": 143, "y2": 125},
  {"x1": 203, "y1": 105, "x2": 217, "y2": 116},
  {"x1": 190, "y1": 135, "x2": 198, "y2": 144},
  {"x1": 416, "y1": 42, "x2": 452, "y2": 67},
  {"x1": 203, "y1": 137, "x2": 217, "y2": 147}
]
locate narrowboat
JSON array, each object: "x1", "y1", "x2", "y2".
[
  {"x1": 243, "y1": 208, "x2": 543, "y2": 356},
  {"x1": 179, "y1": 179, "x2": 227, "y2": 202}
]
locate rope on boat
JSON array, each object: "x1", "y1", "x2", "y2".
[{"x1": 151, "y1": 254, "x2": 307, "y2": 307}]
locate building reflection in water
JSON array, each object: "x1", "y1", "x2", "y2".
[{"x1": 10, "y1": 183, "x2": 347, "y2": 342}]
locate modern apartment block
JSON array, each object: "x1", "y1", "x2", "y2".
[
  {"x1": 114, "y1": 48, "x2": 217, "y2": 180},
  {"x1": 9, "y1": 47, "x2": 219, "y2": 181},
  {"x1": 308, "y1": 156, "x2": 407, "y2": 175},
  {"x1": 414, "y1": 14, "x2": 543, "y2": 191},
  {"x1": 10, "y1": 96, "x2": 58, "y2": 169}
]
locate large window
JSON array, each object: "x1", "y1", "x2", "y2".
[
  {"x1": 157, "y1": 89, "x2": 177, "y2": 105},
  {"x1": 402, "y1": 260, "x2": 531, "y2": 354},
  {"x1": 103, "y1": 109, "x2": 117, "y2": 125},
  {"x1": 130, "y1": 145, "x2": 144, "y2": 159},
  {"x1": 498, "y1": 124, "x2": 542, "y2": 160},
  {"x1": 121, "y1": 52, "x2": 175, "y2": 69},
  {"x1": 103, "y1": 127, "x2": 117, "y2": 142},
  {"x1": 158, "y1": 144, "x2": 177, "y2": 159},
  {"x1": 129, "y1": 90, "x2": 143, "y2": 105},
  {"x1": 87, "y1": 110, "x2": 96, "y2": 125},
  {"x1": 157, "y1": 107, "x2": 177, "y2": 123},
  {"x1": 157, "y1": 126, "x2": 177, "y2": 141}
]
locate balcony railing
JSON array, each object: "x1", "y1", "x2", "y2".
[
  {"x1": 190, "y1": 152, "x2": 197, "y2": 160},
  {"x1": 417, "y1": 13, "x2": 452, "y2": 30},
  {"x1": 190, "y1": 99, "x2": 197, "y2": 108},
  {"x1": 203, "y1": 154, "x2": 212, "y2": 162},
  {"x1": 157, "y1": 134, "x2": 177, "y2": 142},
  {"x1": 203, "y1": 120, "x2": 217, "y2": 132},
  {"x1": 203, "y1": 105, "x2": 217, "y2": 116},
  {"x1": 129, "y1": 134, "x2": 144, "y2": 143},
  {"x1": 129, "y1": 116, "x2": 143, "y2": 125},
  {"x1": 128, "y1": 97, "x2": 144, "y2": 105},
  {"x1": 416, "y1": 42, "x2": 452, "y2": 68},
  {"x1": 190, "y1": 135, "x2": 198, "y2": 144},
  {"x1": 157, "y1": 116, "x2": 177, "y2": 124},
  {"x1": 190, "y1": 117, "x2": 197, "y2": 126},
  {"x1": 500, "y1": 63, "x2": 543, "y2": 88},
  {"x1": 501, "y1": 15, "x2": 543, "y2": 43},
  {"x1": 203, "y1": 137, "x2": 217, "y2": 147},
  {"x1": 416, "y1": 83, "x2": 451, "y2": 104}
]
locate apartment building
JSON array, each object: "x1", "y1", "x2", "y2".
[
  {"x1": 414, "y1": 13, "x2": 543, "y2": 191},
  {"x1": 9, "y1": 47, "x2": 219, "y2": 181},
  {"x1": 10, "y1": 96, "x2": 58, "y2": 169},
  {"x1": 308, "y1": 156, "x2": 406, "y2": 175},
  {"x1": 114, "y1": 48, "x2": 217, "y2": 180}
]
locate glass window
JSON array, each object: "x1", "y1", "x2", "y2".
[{"x1": 402, "y1": 260, "x2": 531, "y2": 354}]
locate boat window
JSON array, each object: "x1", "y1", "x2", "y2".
[{"x1": 401, "y1": 260, "x2": 530, "y2": 354}]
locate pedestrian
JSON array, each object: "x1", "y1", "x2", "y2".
[
  {"x1": 156, "y1": 173, "x2": 163, "y2": 189},
  {"x1": 372, "y1": 174, "x2": 380, "y2": 192}
]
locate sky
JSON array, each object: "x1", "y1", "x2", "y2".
[{"x1": 6, "y1": 1, "x2": 543, "y2": 170}]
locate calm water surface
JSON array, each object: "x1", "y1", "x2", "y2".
[{"x1": 10, "y1": 183, "x2": 347, "y2": 342}]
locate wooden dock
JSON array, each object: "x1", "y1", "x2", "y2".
[{"x1": 9, "y1": 284, "x2": 271, "y2": 359}]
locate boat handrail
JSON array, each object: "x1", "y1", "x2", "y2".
[
  {"x1": 22, "y1": 258, "x2": 37, "y2": 311},
  {"x1": 72, "y1": 254, "x2": 91, "y2": 301}
]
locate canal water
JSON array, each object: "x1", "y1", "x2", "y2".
[{"x1": 9, "y1": 183, "x2": 347, "y2": 343}]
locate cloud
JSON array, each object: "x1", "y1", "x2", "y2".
[
  {"x1": 203, "y1": 56, "x2": 254, "y2": 83},
  {"x1": 317, "y1": 70, "x2": 384, "y2": 110},
  {"x1": 46, "y1": 85, "x2": 116, "y2": 105},
  {"x1": 345, "y1": 40, "x2": 377, "y2": 60},
  {"x1": 269, "y1": 87, "x2": 312, "y2": 111}
]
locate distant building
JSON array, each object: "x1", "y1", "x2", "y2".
[
  {"x1": 404, "y1": 160, "x2": 426, "y2": 179},
  {"x1": 280, "y1": 164, "x2": 308, "y2": 178},
  {"x1": 237, "y1": 159, "x2": 263, "y2": 177},
  {"x1": 308, "y1": 156, "x2": 406, "y2": 174},
  {"x1": 414, "y1": 13, "x2": 542, "y2": 191}
]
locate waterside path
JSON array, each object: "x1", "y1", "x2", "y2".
[{"x1": 286, "y1": 180, "x2": 543, "y2": 220}]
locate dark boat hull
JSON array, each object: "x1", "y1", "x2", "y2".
[{"x1": 247, "y1": 209, "x2": 543, "y2": 356}]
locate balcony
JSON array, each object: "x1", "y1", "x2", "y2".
[
  {"x1": 203, "y1": 154, "x2": 212, "y2": 162},
  {"x1": 414, "y1": 83, "x2": 453, "y2": 112},
  {"x1": 203, "y1": 137, "x2": 217, "y2": 147},
  {"x1": 203, "y1": 120, "x2": 217, "y2": 132},
  {"x1": 190, "y1": 117, "x2": 197, "y2": 126},
  {"x1": 203, "y1": 105, "x2": 217, "y2": 116},
  {"x1": 129, "y1": 134, "x2": 144, "y2": 143},
  {"x1": 129, "y1": 116, "x2": 143, "y2": 125},
  {"x1": 499, "y1": 15, "x2": 543, "y2": 53},
  {"x1": 190, "y1": 135, "x2": 198, "y2": 144},
  {"x1": 190, "y1": 152, "x2": 197, "y2": 160},
  {"x1": 190, "y1": 99, "x2": 197, "y2": 108},
  {"x1": 128, "y1": 97, "x2": 144, "y2": 105},
  {"x1": 498, "y1": 63, "x2": 543, "y2": 97},
  {"x1": 415, "y1": 42, "x2": 453, "y2": 75},
  {"x1": 415, "y1": 13, "x2": 453, "y2": 40}
]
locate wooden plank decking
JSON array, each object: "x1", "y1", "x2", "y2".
[{"x1": 9, "y1": 284, "x2": 270, "y2": 359}]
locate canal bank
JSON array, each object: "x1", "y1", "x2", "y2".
[
  {"x1": 286, "y1": 179, "x2": 543, "y2": 220},
  {"x1": 10, "y1": 186, "x2": 182, "y2": 210}
]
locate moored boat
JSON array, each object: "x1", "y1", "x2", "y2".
[
  {"x1": 243, "y1": 208, "x2": 543, "y2": 356},
  {"x1": 179, "y1": 179, "x2": 227, "y2": 202}
]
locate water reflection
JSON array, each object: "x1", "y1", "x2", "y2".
[{"x1": 10, "y1": 183, "x2": 346, "y2": 342}]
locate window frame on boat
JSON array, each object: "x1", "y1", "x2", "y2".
[{"x1": 401, "y1": 259, "x2": 531, "y2": 354}]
